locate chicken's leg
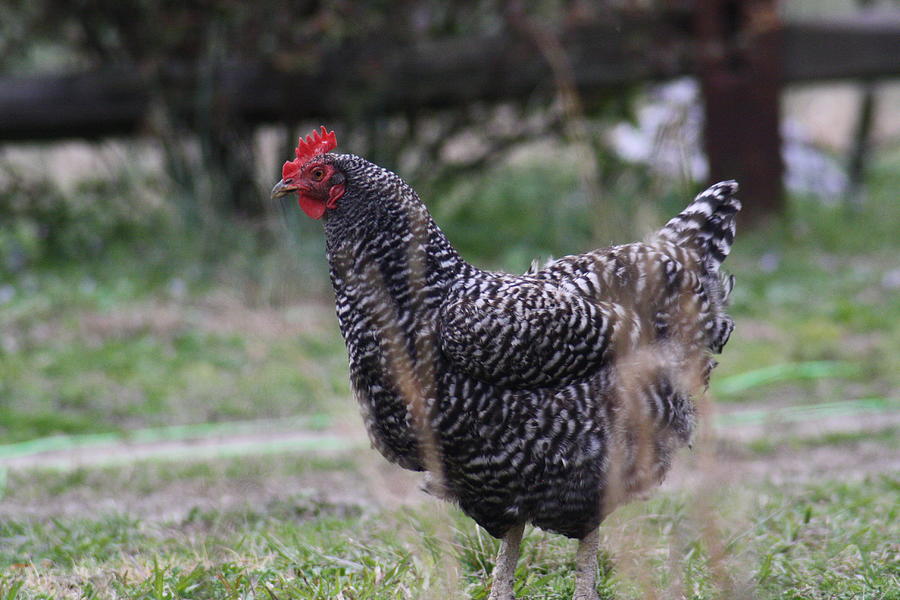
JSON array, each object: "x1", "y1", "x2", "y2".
[
  {"x1": 488, "y1": 523, "x2": 525, "y2": 600},
  {"x1": 573, "y1": 527, "x2": 601, "y2": 600}
]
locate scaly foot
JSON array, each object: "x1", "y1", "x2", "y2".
[
  {"x1": 573, "y1": 528, "x2": 601, "y2": 600},
  {"x1": 488, "y1": 524, "x2": 525, "y2": 600}
]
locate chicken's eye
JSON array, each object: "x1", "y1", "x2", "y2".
[{"x1": 310, "y1": 167, "x2": 326, "y2": 182}]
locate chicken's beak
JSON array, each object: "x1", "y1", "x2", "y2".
[{"x1": 270, "y1": 178, "x2": 298, "y2": 199}]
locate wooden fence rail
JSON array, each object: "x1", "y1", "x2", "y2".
[
  {"x1": 1, "y1": 16, "x2": 897, "y2": 142},
  {"x1": 0, "y1": 11, "x2": 898, "y2": 221}
]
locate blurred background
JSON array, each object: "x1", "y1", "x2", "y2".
[{"x1": 0, "y1": 1, "x2": 898, "y2": 598}]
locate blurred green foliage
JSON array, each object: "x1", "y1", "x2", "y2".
[{"x1": 0, "y1": 164, "x2": 174, "y2": 274}]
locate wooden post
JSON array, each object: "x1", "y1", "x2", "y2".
[{"x1": 695, "y1": 0, "x2": 784, "y2": 223}]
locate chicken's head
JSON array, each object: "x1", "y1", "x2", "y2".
[{"x1": 271, "y1": 126, "x2": 345, "y2": 220}]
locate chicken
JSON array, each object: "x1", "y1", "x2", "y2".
[{"x1": 272, "y1": 127, "x2": 740, "y2": 600}]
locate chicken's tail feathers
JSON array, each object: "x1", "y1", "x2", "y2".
[{"x1": 658, "y1": 180, "x2": 741, "y2": 273}]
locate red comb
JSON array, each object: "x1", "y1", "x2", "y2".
[{"x1": 295, "y1": 126, "x2": 337, "y2": 163}]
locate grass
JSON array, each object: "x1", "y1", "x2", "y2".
[
  {"x1": 1, "y1": 144, "x2": 899, "y2": 597},
  {"x1": 0, "y1": 451, "x2": 896, "y2": 599},
  {"x1": 0, "y1": 278, "x2": 349, "y2": 444},
  {"x1": 744, "y1": 424, "x2": 900, "y2": 456},
  {"x1": 0, "y1": 330, "x2": 350, "y2": 444}
]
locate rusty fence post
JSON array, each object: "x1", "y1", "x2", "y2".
[{"x1": 695, "y1": 0, "x2": 784, "y2": 224}]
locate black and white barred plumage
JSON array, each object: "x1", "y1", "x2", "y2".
[{"x1": 313, "y1": 152, "x2": 739, "y2": 540}]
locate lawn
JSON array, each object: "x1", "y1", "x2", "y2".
[{"x1": 0, "y1": 149, "x2": 898, "y2": 599}]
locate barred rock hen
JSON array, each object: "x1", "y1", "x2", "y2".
[{"x1": 272, "y1": 127, "x2": 740, "y2": 600}]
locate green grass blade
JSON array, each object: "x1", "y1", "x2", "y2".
[{"x1": 713, "y1": 361, "x2": 861, "y2": 396}]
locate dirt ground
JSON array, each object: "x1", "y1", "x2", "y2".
[{"x1": 3, "y1": 406, "x2": 897, "y2": 524}]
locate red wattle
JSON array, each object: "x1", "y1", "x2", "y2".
[{"x1": 298, "y1": 194, "x2": 326, "y2": 220}]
